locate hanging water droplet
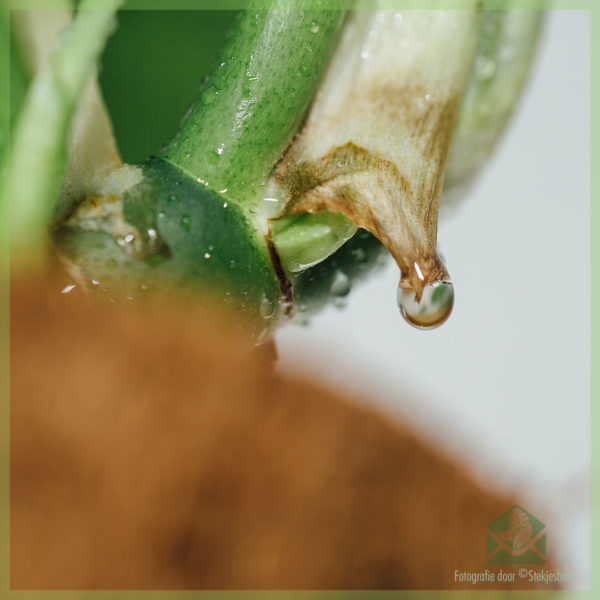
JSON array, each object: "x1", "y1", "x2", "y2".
[
  {"x1": 333, "y1": 297, "x2": 347, "y2": 309},
  {"x1": 351, "y1": 247, "x2": 367, "y2": 263},
  {"x1": 117, "y1": 233, "x2": 135, "y2": 248},
  {"x1": 255, "y1": 326, "x2": 271, "y2": 346},
  {"x1": 309, "y1": 20, "x2": 319, "y2": 33},
  {"x1": 260, "y1": 296, "x2": 276, "y2": 319},
  {"x1": 207, "y1": 149, "x2": 220, "y2": 166},
  {"x1": 475, "y1": 55, "x2": 496, "y2": 80},
  {"x1": 397, "y1": 279, "x2": 454, "y2": 330},
  {"x1": 181, "y1": 215, "x2": 191, "y2": 230},
  {"x1": 329, "y1": 271, "x2": 351, "y2": 297}
]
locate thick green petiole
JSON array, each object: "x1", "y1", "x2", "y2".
[
  {"x1": 163, "y1": 4, "x2": 345, "y2": 212},
  {"x1": 56, "y1": 2, "x2": 346, "y2": 332}
]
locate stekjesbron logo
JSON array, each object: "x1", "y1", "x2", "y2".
[{"x1": 486, "y1": 505, "x2": 546, "y2": 564}]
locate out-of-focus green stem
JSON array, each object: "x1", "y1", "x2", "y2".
[
  {"x1": 4, "y1": 0, "x2": 121, "y2": 269},
  {"x1": 445, "y1": 2, "x2": 546, "y2": 188},
  {"x1": 1, "y1": 1, "x2": 10, "y2": 279}
]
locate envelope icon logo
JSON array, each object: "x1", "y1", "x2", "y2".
[{"x1": 486, "y1": 505, "x2": 546, "y2": 564}]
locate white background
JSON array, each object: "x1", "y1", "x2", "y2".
[{"x1": 275, "y1": 11, "x2": 590, "y2": 588}]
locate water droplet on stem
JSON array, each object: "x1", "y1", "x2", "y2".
[
  {"x1": 181, "y1": 215, "x2": 192, "y2": 230},
  {"x1": 260, "y1": 296, "x2": 276, "y2": 319},
  {"x1": 329, "y1": 271, "x2": 351, "y2": 297}
]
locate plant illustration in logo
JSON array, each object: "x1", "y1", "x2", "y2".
[
  {"x1": 498, "y1": 507, "x2": 533, "y2": 550},
  {"x1": 487, "y1": 505, "x2": 546, "y2": 564}
]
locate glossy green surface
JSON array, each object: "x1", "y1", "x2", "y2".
[
  {"x1": 126, "y1": 158, "x2": 282, "y2": 312},
  {"x1": 57, "y1": 157, "x2": 283, "y2": 337},
  {"x1": 162, "y1": 5, "x2": 345, "y2": 207}
]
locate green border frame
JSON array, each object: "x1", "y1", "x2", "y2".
[{"x1": 0, "y1": 1, "x2": 595, "y2": 598}]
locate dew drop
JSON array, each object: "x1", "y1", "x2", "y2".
[
  {"x1": 309, "y1": 21, "x2": 319, "y2": 33},
  {"x1": 334, "y1": 297, "x2": 347, "y2": 309},
  {"x1": 260, "y1": 296, "x2": 276, "y2": 319},
  {"x1": 61, "y1": 284, "x2": 76, "y2": 294},
  {"x1": 181, "y1": 215, "x2": 192, "y2": 230},
  {"x1": 204, "y1": 252, "x2": 211, "y2": 259},
  {"x1": 475, "y1": 55, "x2": 496, "y2": 80},
  {"x1": 117, "y1": 233, "x2": 135, "y2": 248},
  {"x1": 351, "y1": 247, "x2": 367, "y2": 263},
  {"x1": 329, "y1": 271, "x2": 351, "y2": 297},
  {"x1": 255, "y1": 327, "x2": 271, "y2": 346},
  {"x1": 168, "y1": 194, "x2": 179, "y2": 203},
  {"x1": 397, "y1": 280, "x2": 454, "y2": 330}
]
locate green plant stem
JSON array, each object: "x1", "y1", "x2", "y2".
[
  {"x1": 5, "y1": 0, "x2": 121, "y2": 268},
  {"x1": 1, "y1": 1, "x2": 9, "y2": 278},
  {"x1": 162, "y1": 3, "x2": 345, "y2": 211},
  {"x1": 445, "y1": 2, "x2": 546, "y2": 188}
]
